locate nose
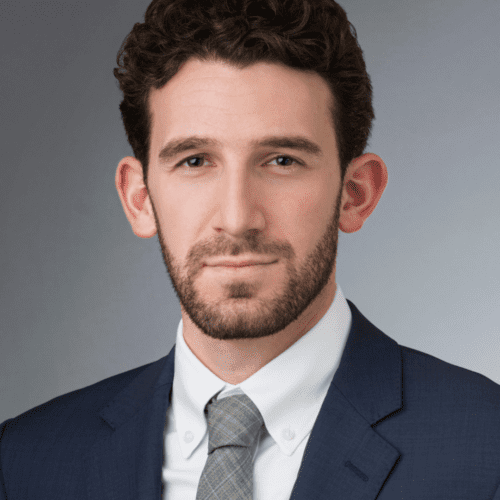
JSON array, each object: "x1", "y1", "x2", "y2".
[{"x1": 213, "y1": 168, "x2": 266, "y2": 239}]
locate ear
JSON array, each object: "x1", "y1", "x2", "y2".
[
  {"x1": 338, "y1": 153, "x2": 388, "y2": 233},
  {"x1": 115, "y1": 156, "x2": 158, "y2": 238}
]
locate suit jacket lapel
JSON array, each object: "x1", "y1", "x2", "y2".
[
  {"x1": 85, "y1": 347, "x2": 175, "y2": 500},
  {"x1": 290, "y1": 299, "x2": 402, "y2": 500}
]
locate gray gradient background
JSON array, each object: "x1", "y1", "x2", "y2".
[{"x1": 1, "y1": 0, "x2": 499, "y2": 423}]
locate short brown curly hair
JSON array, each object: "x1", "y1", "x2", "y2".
[{"x1": 114, "y1": 0, "x2": 374, "y2": 186}]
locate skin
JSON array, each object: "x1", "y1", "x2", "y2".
[{"x1": 115, "y1": 57, "x2": 388, "y2": 384}]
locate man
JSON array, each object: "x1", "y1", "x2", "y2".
[{"x1": 1, "y1": 0, "x2": 499, "y2": 498}]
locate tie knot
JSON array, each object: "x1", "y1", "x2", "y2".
[{"x1": 205, "y1": 394, "x2": 264, "y2": 454}]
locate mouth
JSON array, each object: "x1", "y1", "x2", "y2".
[
  {"x1": 216, "y1": 262, "x2": 273, "y2": 268},
  {"x1": 203, "y1": 261, "x2": 278, "y2": 269},
  {"x1": 204, "y1": 258, "x2": 278, "y2": 268}
]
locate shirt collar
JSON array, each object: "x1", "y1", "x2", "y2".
[{"x1": 170, "y1": 284, "x2": 352, "y2": 458}]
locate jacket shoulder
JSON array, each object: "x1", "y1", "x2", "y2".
[
  {"x1": 0, "y1": 355, "x2": 173, "y2": 499},
  {"x1": 400, "y1": 344, "x2": 500, "y2": 412},
  {"x1": 1, "y1": 360, "x2": 158, "y2": 442}
]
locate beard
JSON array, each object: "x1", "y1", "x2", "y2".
[{"x1": 150, "y1": 185, "x2": 342, "y2": 341}]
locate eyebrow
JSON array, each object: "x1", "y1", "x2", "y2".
[{"x1": 158, "y1": 135, "x2": 324, "y2": 164}]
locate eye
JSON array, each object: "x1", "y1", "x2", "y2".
[
  {"x1": 177, "y1": 154, "x2": 211, "y2": 169},
  {"x1": 266, "y1": 156, "x2": 300, "y2": 169}
]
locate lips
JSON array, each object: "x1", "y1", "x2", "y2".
[
  {"x1": 205, "y1": 258, "x2": 277, "y2": 267},
  {"x1": 214, "y1": 261, "x2": 269, "y2": 268}
]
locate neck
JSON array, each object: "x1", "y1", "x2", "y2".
[{"x1": 182, "y1": 280, "x2": 337, "y2": 384}]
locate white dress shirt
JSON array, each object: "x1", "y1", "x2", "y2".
[{"x1": 162, "y1": 284, "x2": 352, "y2": 499}]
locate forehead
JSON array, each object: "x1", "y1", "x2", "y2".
[{"x1": 148, "y1": 58, "x2": 336, "y2": 155}]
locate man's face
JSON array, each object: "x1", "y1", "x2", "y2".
[{"x1": 146, "y1": 57, "x2": 344, "y2": 341}]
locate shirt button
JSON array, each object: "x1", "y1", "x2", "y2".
[
  {"x1": 282, "y1": 428, "x2": 295, "y2": 441},
  {"x1": 184, "y1": 431, "x2": 194, "y2": 443}
]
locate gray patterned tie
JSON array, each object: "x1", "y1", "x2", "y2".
[{"x1": 196, "y1": 394, "x2": 264, "y2": 500}]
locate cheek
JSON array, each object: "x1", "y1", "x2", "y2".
[
  {"x1": 152, "y1": 188, "x2": 194, "y2": 255},
  {"x1": 276, "y1": 186, "x2": 330, "y2": 245}
]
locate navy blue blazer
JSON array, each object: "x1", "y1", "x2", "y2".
[{"x1": 1, "y1": 299, "x2": 500, "y2": 499}]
